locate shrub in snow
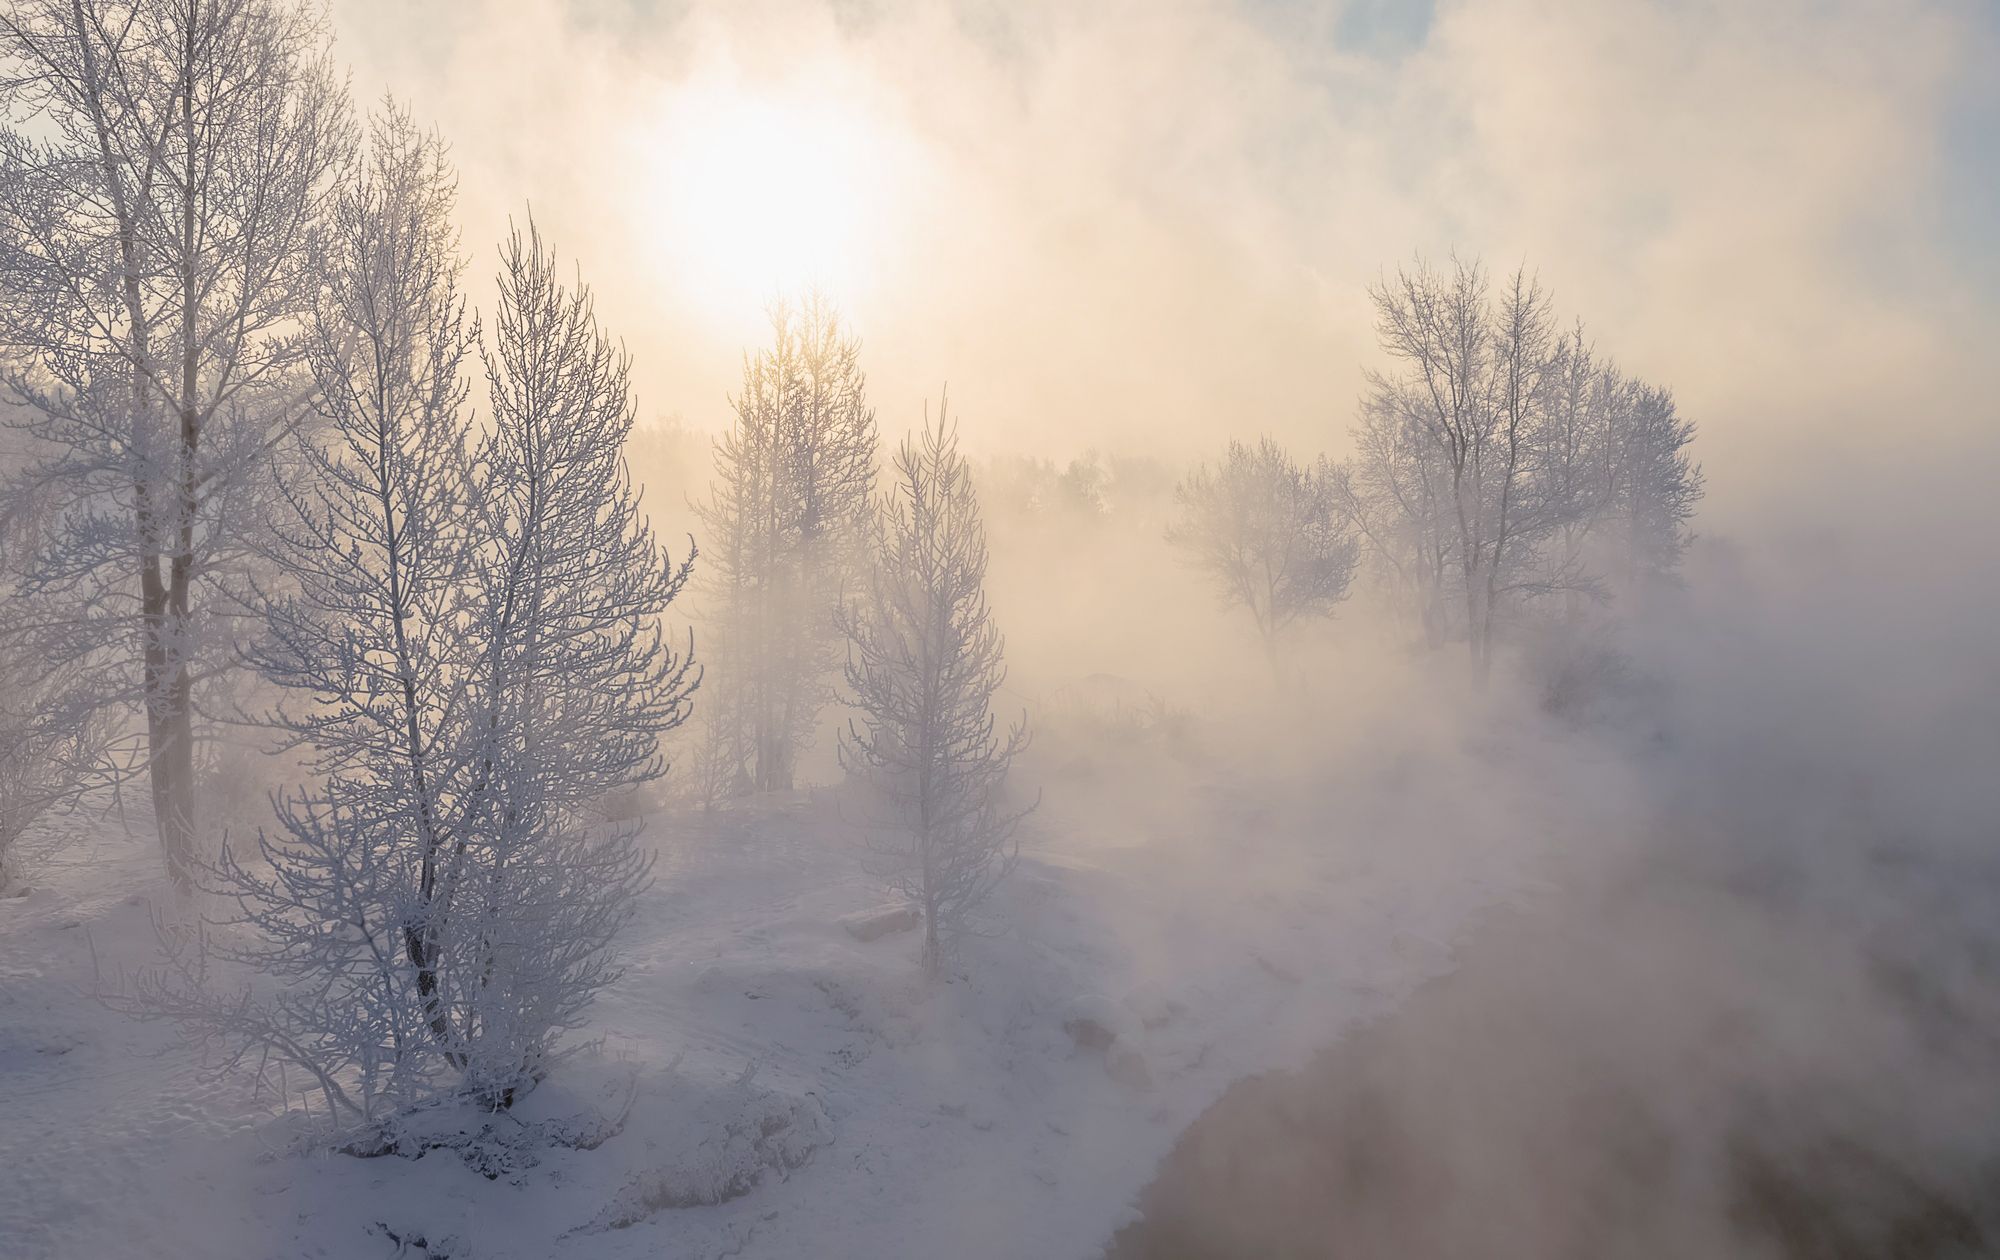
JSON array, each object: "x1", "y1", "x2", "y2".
[
  {"x1": 1523, "y1": 614, "x2": 1636, "y2": 724},
  {"x1": 1061, "y1": 993, "x2": 1129, "y2": 1052}
]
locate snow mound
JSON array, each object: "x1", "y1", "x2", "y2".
[
  {"x1": 575, "y1": 1067, "x2": 832, "y2": 1233},
  {"x1": 839, "y1": 902, "x2": 922, "y2": 942},
  {"x1": 333, "y1": 1084, "x2": 630, "y2": 1182}
]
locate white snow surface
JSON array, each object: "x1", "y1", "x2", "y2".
[{"x1": 0, "y1": 715, "x2": 1626, "y2": 1259}]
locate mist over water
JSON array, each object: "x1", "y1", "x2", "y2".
[{"x1": 1095, "y1": 510, "x2": 2000, "y2": 1256}]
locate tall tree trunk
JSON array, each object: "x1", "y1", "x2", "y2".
[
  {"x1": 145, "y1": 633, "x2": 197, "y2": 895},
  {"x1": 922, "y1": 897, "x2": 941, "y2": 980},
  {"x1": 150, "y1": 37, "x2": 203, "y2": 895},
  {"x1": 1467, "y1": 568, "x2": 1493, "y2": 688}
]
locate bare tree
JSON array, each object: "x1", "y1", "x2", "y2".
[
  {"x1": 1358, "y1": 257, "x2": 1582, "y2": 680},
  {"x1": 1345, "y1": 258, "x2": 1701, "y2": 674},
  {"x1": 1167, "y1": 436, "x2": 1358, "y2": 661},
  {"x1": 839, "y1": 404, "x2": 1029, "y2": 978},
  {"x1": 0, "y1": 0, "x2": 349, "y2": 891},
  {"x1": 697, "y1": 294, "x2": 875, "y2": 794}
]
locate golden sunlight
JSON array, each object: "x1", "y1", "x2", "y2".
[
  {"x1": 7, "y1": 3, "x2": 1998, "y2": 1257},
  {"x1": 635, "y1": 78, "x2": 910, "y2": 322}
]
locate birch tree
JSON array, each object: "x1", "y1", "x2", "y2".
[
  {"x1": 0, "y1": 0, "x2": 349, "y2": 890},
  {"x1": 839, "y1": 405, "x2": 1029, "y2": 978}
]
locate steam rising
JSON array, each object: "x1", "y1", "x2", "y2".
[{"x1": 2, "y1": 1, "x2": 1994, "y2": 1256}]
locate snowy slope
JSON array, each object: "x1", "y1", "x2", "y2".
[{"x1": 0, "y1": 706, "x2": 1621, "y2": 1260}]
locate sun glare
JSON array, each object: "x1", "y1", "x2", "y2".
[{"x1": 638, "y1": 81, "x2": 906, "y2": 323}]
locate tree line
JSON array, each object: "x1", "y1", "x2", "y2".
[
  {"x1": 0, "y1": 0, "x2": 1698, "y2": 1130},
  {"x1": 1170, "y1": 256, "x2": 1701, "y2": 680}
]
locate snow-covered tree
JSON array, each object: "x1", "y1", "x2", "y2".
[
  {"x1": 138, "y1": 178, "x2": 694, "y2": 1121},
  {"x1": 454, "y1": 218, "x2": 697, "y2": 1103},
  {"x1": 122, "y1": 107, "x2": 477, "y2": 1117},
  {"x1": 1167, "y1": 437, "x2": 1358, "y2": 660},
  {"x1": 697, "y1": 295, "x2": 875, "y2": 794},
  {"x1": 0, "y1": 0, "x2": 350, "y2": 891},
  {"x1": 218, "y1": 102, "x2": 481, "y2": 1096},
  {"x1": 839, "y1": 405, "x2": 1030, "y2": 978}
]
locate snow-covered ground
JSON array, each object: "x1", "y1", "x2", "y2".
[{"x1": 0, "y1": 700, "x2": 1633, "y2": 1259}]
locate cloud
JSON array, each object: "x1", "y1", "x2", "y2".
[{"x1": 328, "y1": 0, "x2": 1996, "y2": 536}]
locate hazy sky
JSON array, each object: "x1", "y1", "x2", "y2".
[{"x1": 329, "y1": 0, "x2": 1999, "y2": 533}]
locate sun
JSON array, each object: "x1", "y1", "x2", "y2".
[{"x1": 636, "y1": 77, "x2": 908, "y2": 324}]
